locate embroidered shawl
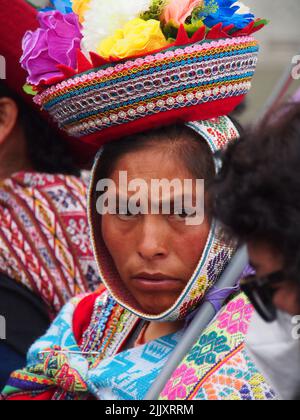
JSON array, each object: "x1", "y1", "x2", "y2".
[
  {"x1": 2, "y1": 289, "x2": 276, "y2": 400},
  {"x1": 0, "y1": 172, "x2": 100, "y2": 317}
]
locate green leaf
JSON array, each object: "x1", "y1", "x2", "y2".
[
  {"x1": 254, "y1": 18, "x2": 269, "y2": 27},
  {"x1": 163, "y1": 21, "x2": 180, "y2": 39},
  {"x1": 184, "y1": 20, "x2": 205, "y2": 37},
  {"x1": 191, "y1": 5, "x2": 205, "y2": 25},
  {"x1": 23, "y1": 84, "x2": 38, "y2": 96},
  {"x1": 163, "y1": 19, "x2": 206, "y2": 40},
  {"x1": 140, "y1": 0, "x2": 168, "y2": 21}
]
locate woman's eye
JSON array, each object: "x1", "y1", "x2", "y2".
[
  {"x1": 116, "y1": 209, "x2": 137, "y2": 220},
  {"x1": 170, "y1": 210, "x2": 196, "y2": 221}
]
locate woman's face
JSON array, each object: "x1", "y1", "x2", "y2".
[
  {"x1": 248, "y1": 241, "x2": 300, "y2": 316},
  {"x1": 101, "y1": 146, "x2": 211, "y2": 315}
]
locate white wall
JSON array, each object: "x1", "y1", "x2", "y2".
[
  {"x1": 238, "y1": 0, "x2": 300, "y2": 122},
  {"x1": 28, "y1": 0, "x2": 50, "y2": 7}
]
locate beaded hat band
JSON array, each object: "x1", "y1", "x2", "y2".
[{"x1": 34, "y1": 35, "x2": 258, "y2": 148}]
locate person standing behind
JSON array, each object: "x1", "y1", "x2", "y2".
[
  {"x1": 212, "y1": 103, "x2": 300, "y2": 399},
  {"x1": 0, "y1": 0, "x2": 100, "y2": 388}
]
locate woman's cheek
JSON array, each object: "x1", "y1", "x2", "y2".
[
  {"x1": 273, "y1": 285, "x2": 300, "y2": 316},
  {"x1": 174, "y1": 221, "x2": 210, "y2": 268},
  {"x1": 102, "y1": 216, "x2": 122, "y2": 254},
  {"x1": 101, "y1": 216, "x2": 133, "y2": 268}
]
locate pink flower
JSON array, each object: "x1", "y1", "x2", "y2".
[
  {"x1": 21, "y1": 11, "x2": 82, "y2": 85},
  {"x1": 162, "y1": 0, "x2": 203, "y2": 26}
]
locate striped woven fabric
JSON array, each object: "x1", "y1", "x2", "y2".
[{"x1": 35, "y1": 36, "x2": 259, "y2": 142}]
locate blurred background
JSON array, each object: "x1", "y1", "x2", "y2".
[
  {"x1": 241, "y1": 0, "x2": 300, "y2": 124},
  {"x1": 29, "y1": 0, "x2": 300, "y2": 124}
]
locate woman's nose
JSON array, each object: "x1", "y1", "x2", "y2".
[{"x1": 137, "y1": 216, "x2": 169, "y2": 260}]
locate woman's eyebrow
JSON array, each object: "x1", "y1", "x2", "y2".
[{"x1": 114, "y1": 191, "x2": 197, "y2": 211}]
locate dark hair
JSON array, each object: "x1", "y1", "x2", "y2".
[
  {"x1": 213, "y1": 103, "x2": 300, "y2": 282},
  {"x1": 96, "y1": 124, "x2": 215, "y2": 183},
  {"x1": 0, "y1": 81, "x2": 79, "y2": 176}
]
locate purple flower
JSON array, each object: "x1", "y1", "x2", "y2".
[{"x1": 21, "y1": 11, "x2": 82, "y2": 85}]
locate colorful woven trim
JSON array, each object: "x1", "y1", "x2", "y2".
[
  {"x1": 80, "y1": 292, "x2": 138, "y2": 369},
  {"x1": 34, "y1": 36, "x2": 258, "y2": 142}
]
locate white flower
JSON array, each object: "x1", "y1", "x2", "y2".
[
  {"x1": 234, "y1": 1, "x2": 251, "y2": 15},
  {"x1": 81, "y1": 0, "x2": 153, "y2": 54}
]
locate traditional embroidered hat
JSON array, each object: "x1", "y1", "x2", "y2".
[{"x1": 20, "y1": 0, "x2": 267, "y2": 156}]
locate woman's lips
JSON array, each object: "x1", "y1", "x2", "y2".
[{"x1": 131, "y1": 273, "x2": 183, "y2": 292}]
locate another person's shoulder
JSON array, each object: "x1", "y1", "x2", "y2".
[
  {"x1": 0, "y1": 171, "x2": 89, "y2": 219},
  {"x1": 8, "y1": 171, "x2": 87, "y2": 192}
]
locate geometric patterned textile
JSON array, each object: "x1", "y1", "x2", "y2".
[
  {"x1": 2, "y1": 291, "x2": 277, "y2": 400},
  {"x1": 0, "y1": 171, "x2": 100, "y2": 317}
]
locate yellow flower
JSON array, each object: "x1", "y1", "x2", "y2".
[
  {"x1": 97, "y1": 18, "x2": 169, "y2": 60},
  {"x1": 72, "y1": 0, "x2": 91, "y2": 23}
]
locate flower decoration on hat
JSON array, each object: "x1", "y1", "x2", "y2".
[
  {"x1": 20, "y1": 0, "x2": 268, "y2": 156},
  {"x1": 197, "y1": 0, "x2": 255, "y2": 29},
  {"x1": 21, "y1": 10, "x2": 82, "y2": 85}
]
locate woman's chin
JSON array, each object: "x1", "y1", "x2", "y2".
[
  {"x1": 137, "y1": 297, "x2": 178, "y2": 315},
  {"x1": 127, "y1": 287, "x2": 183, "y2": 315}
]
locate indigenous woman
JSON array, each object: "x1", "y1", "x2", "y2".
[
  {"x1": 2, "y1": 0, "x2": 275, "y2": 400},
  {"x1": 0, "y1": 0, "x2": 100, "y2": 388}
]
